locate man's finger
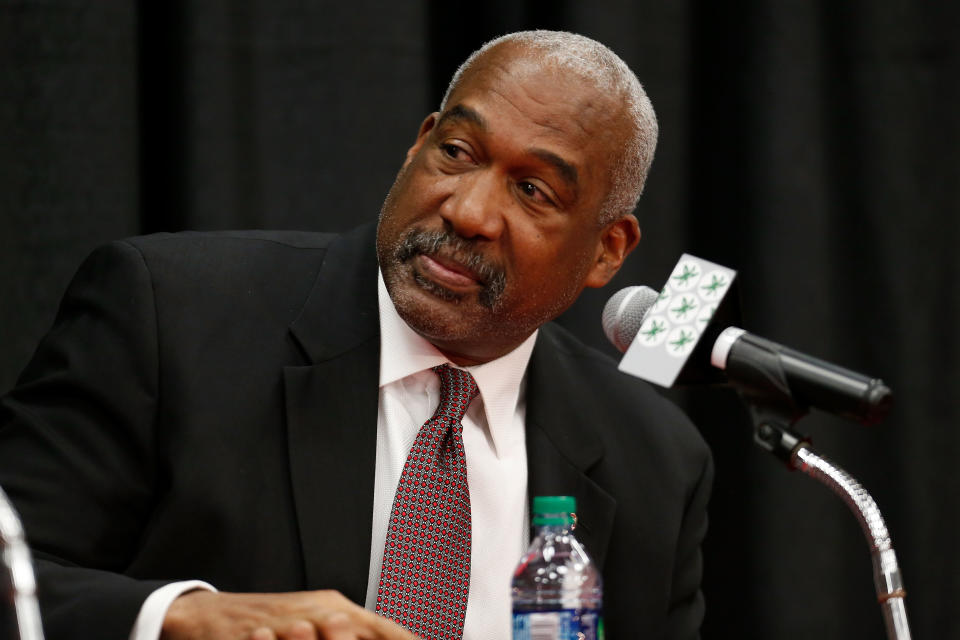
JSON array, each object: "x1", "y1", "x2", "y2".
[
  {"x1": 278, "y1": 619, "x2": 318, "y2": 640},
  {"x1": 314, "y1": 612, "x2": 364, "y2": 640},
  {"x1": 250, "y1": 627, "x2": 277, "y2": 640}
]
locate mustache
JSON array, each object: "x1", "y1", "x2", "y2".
[{"x1": 395, "y1": 229, "x2": 507, "y2": 309}]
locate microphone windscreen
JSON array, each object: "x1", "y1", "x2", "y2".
[{"x1": 602, "y1": 285, "x2": 660, "y2": 353}]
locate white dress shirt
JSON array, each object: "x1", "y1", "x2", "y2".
[
  {"x1": 130, "y1": 270, "x2": 534, "y2": 639},
  {"x1": 367, "y1": 271, "x2": 534, "y2": 640}
]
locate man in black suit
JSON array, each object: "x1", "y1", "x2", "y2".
[{"x1": 0, "y1": 31, "x2": 711, "y2": 640}]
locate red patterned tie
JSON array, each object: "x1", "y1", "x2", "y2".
[{"x1": 376, "y1": 364, "x2": 479, "y2": 640}]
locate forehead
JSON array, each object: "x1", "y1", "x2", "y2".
[
  {"x1": 442, "y1": 49, "x2": 627, "y2": 193},
  {"x1": 447, "y1": 50, "x2": 621, "y2": 140}
]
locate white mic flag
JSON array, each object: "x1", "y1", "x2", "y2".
[{"x1": 617, "y1": 254, "x2": 738, "y2": 387}]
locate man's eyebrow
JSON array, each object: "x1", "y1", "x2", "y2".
[
  {"x1": 530, "y1": 148, "x2": 579, "y2": 190},
  {"x1": 437, "y1": 104, "x2": 579, "y2": 190},
  {"x1": 437, "y1": 104, "x2": 487, "y2": 131}
]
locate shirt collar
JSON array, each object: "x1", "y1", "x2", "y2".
[{"x1": 377, "y1": 270, "x2": 537, "y2": 455}]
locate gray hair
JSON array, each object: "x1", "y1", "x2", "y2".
[{"x1": 440, "y1": 30, "x2": 658, "y2": 225}]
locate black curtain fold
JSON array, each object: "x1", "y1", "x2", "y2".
[{"x1": 2, "y1": 1, "x2": 957, "y2": 637}]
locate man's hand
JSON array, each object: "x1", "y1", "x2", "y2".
[{"x1": 160, "y1": 590, "x2": 422, "y2": 640}]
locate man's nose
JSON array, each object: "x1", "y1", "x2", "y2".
[{"x1": 438, "y1": 171, "x2": 504, "y2": 240}]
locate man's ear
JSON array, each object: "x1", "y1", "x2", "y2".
[
  {"x1": 402, "y1": 112, "x2": 440, "y2": 167},
  {"x1": 584, "y1": 214, "x2": 642, "y2": 288}
]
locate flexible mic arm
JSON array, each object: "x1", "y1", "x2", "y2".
[
  {"x1": 706, "y1": 329, "x2": 910, "y2": 640},
  {"x1": 739, "y1": 397, "x2": 912, "y2": 640},
  {"x1": 704, "y1": 329, "x2": 910, "y2": 640},
  {"x1": 0, "y1": 484, "x2": 45, "y2": 640}
]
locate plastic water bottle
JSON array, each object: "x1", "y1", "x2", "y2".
[{"x1": 511, "y1": 495, "x2": 604, "y2": 640}]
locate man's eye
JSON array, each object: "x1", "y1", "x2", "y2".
[
  {"x1": 441, "y1": 144, "x2": 469, "y2": 161},
  {"x1": 518, "y1": 181, "x2": 551, "y2": 204}
]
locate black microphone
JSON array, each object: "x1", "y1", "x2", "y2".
[{"x1": 603, "y1": 285, "x2": 893, "y2": 425}]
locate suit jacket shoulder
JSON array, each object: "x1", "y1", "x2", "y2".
[
  {"x1": 122, "y1": 229, "x2": 339, "y2": 320},
  {"x1": 0, "y1": 226, "x2": 380, "y2": 639}
]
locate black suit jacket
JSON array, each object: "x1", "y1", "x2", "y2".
[{"x1": 0, "y1": 224, "x2": 712, "y2": 639}]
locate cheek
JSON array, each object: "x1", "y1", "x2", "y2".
[
  {"x1": 511, "y1": 223, "x2": 599, "y2": 269},
  {"x1": 508, "y1": 234, "x2": 600, "y2": 300},
  {"x1": 382, "y1": 174, "x2": 434, "y2": 228},
  {"x1": 398, "y1": 168, "x2": 453, "y2": 214}
]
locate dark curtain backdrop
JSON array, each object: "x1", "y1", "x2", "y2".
[{"x1": 2, "y1": 1, "x2": 957, "y2": 638}]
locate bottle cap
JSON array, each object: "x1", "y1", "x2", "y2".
[
  {"x1": 532, "y1": 495, "x2": 576, "y2": 514},
  {"x1": 532, "y1": 496, "x2": 576, "y2": 526}
]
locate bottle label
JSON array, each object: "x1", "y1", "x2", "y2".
[{"x1": 512, "y1": 609, "x2": 604, "y2": 640}]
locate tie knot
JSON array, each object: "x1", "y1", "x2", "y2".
[{"x1": 432, "y1": 364, "x2": 479, "y2": 422}]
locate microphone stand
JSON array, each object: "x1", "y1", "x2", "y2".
[
  {"x1": 741, "y1": 394, "x2": 911, "y2": 640},
  {"x1": 0, "y1": 484, "x2": 44, "y2": 640}
]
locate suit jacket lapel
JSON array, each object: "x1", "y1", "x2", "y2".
[
  {"x1": 284, "y1": 224, "x2": 380, "y2": 603},
  {"x1": 525, "y1": 326, "x2": 617, "y2": 568}
]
